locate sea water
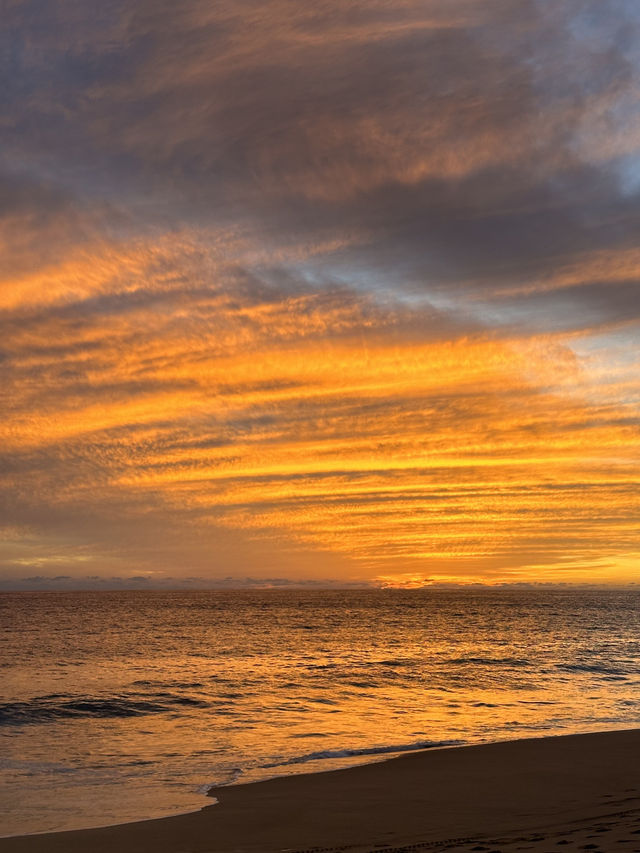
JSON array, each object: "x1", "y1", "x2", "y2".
[{"x1": 1, "y1": 588, "x2": 639, "y2": 836}]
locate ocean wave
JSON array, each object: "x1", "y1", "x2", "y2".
[
  {"x1": 555, "y1": 663, "x2": 631, "y2": 676},
  {"x1": 197, "y1": 767, "x2": 243, "y2": 791},
  {"x1": 448, "y1": 656, "x2": 531, "y2": 667},
  {"x1": 131, "y1": 680, "x2": 205, "y2": 689},
  {"x1": 0, "y1": 693, "x2": 209, "y2": 726},
  {"x1": 260, "y1": 738, "x2": 462, "y2": 769}
]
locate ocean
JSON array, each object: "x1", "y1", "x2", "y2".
[{"x1": 1, "y1": 588, "x2": 639, "y2": 837}]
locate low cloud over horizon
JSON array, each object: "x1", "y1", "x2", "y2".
[{"x1": 1, "y1": 0, "x2": 639, "y2": 589}]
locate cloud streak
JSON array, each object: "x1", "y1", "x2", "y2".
[{"x1": 1, "y1": 0, "x2": 638, "y2": 586}]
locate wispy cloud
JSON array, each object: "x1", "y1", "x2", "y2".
[{"x1": 1, "y1": 0, "x2": 638, "y2": 587}]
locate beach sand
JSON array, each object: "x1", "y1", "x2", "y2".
[{"x1": 2, "y1": 729, "x2": 640, "y2": 853}]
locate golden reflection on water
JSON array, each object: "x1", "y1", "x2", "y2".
[{"x1": 3, "y1": 589, "x2": 640, "y2": 834}]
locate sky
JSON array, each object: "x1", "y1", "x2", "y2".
[{"x1": 1, "y1": 0, "x2": 639, "y2": 589}]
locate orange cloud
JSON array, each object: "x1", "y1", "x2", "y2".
[
  {"x1": 3, "y1": 0, "x2": 640, "y2": 586},
  {"x1": 2, "y1": 240, "x2": 636, "y2": 585}
]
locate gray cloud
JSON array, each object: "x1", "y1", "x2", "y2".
[
  {"x1": 1, "y1": 0, "x2": 639, "y2": 586},
  {"x1": 2, "y1": 0, "x2": 639, "y2": 333}
]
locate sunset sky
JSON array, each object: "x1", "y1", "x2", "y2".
[{"x1": 1, "y1": 0, "x2": 639, "y2": 588}]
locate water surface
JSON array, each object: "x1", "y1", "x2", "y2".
[{"x1": 2, "y1": 588, "x2": 639, "y2": 836}]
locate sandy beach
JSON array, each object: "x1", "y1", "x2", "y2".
[{"x1": 2, "y1": 729, "x2": 640, "y2": 853}]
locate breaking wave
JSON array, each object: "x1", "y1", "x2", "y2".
[
  {"x1": 260, "y1": 738, "x2": 462, "y2": 769},
  {"x1": 0, "y1": 693, "x2": 209, "y2": 726}
]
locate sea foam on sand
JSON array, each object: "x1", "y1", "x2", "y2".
[{"x1": 1, "y1": 728, "x2": 640, "y2": 853}]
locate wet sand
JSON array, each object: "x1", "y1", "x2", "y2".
[{"x1": 2, "y1": 729, "x2": 640, "y2": 853}]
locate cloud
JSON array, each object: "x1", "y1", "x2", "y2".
[
  {"x1": 1, "y1": 0, "x2": 639, "y2": 586},
  {"x1": 0, "y1": 250, "x2": 637, "y2": 584}
]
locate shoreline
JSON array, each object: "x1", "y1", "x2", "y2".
[{"x1": 2, "y1": 728, "x2": 640, "y2": 852}]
